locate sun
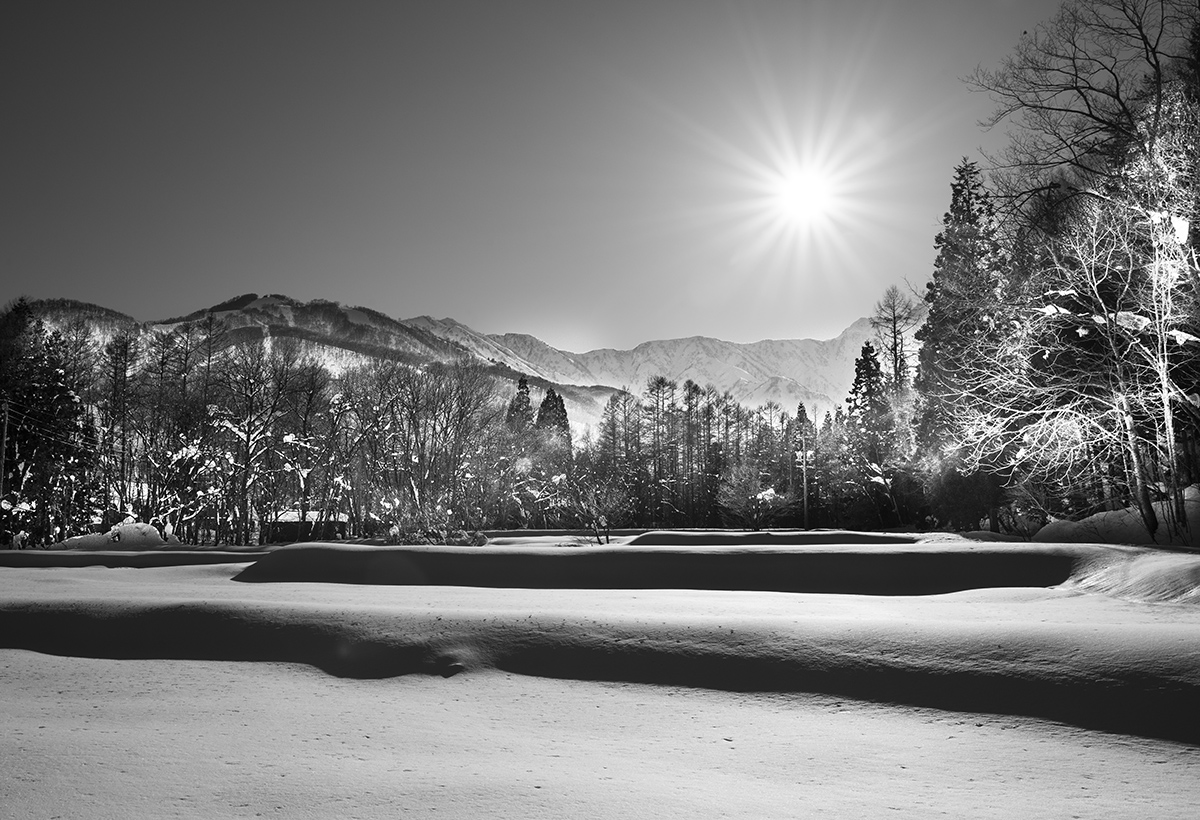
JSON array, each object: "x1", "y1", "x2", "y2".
[
  {"x1": 624, "y1": 3, "x2": 930, "y2": 299},
  {"x1": 771, "y1": 166, "x2": 837, "y2": 225}
]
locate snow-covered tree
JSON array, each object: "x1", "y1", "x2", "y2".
[
  {"x1": 915, "y1": 159, "x2": 1011, "y2": 459},
  {"x1": 0, "y1": 298, "x2": 93, "y2": 544},
  {"x1": 954, "y1": 1, "x2": 1200, "y2": 539},
  {"x1": 913, "y1": 160, "x2": 1012, "y2": 530},
  {"x1": 716, "y1": 457, "x2": 790, "y2": 530},
  {"x1": 846, "y1": 342, "x2": 910, "y2": 525},
  {"x1": 505, "y1": 376, "x2": 534, "y2": 437},
  {"x1": 846, "y1": 342, "x2": 890, "y2": 467},
  {"x1": 99, "y1": 329, "x2": 139, "y2": 520}
]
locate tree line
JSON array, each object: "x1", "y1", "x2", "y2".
[
  {"x1": 0, "y1": 297, "x2": 917, "y2": 545},
  {"x1": 0, "y1": 305, "x2": 567, "y2": 545},
  {"x1": 1, "y1": 0, "x2": 1196, "y2": 545}
]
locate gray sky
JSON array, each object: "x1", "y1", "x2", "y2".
[{"x1": 2, "y1": 0, "x2": 1061, "y2": 353}]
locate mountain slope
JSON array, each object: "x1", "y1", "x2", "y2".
[
  {"x1": 27, "y1": 294, "x2": 875, "y2": 433},
  {"x1": 481, "y1": 318, "x2": 877, "y2": 419},
  {"x1": 158, "y1": 293, "x2": 466, "y2": 368}
]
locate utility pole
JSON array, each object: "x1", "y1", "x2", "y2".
[
  {"x1": 802, "y1": 435, "x2": 809, "y2": 530},
  {"x1": 0, "y1": 397, "x2": 8, "y2": 503},
  {"x1": 796, "y1": 432, "x2": 810, "y2": 530}
]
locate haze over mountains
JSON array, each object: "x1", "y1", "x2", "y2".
[{"x1": 29, "y1": 293, "x2": 877, "y2": 432}]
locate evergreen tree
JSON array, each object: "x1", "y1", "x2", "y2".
[
  {"x1": 535, "y1": 386, "x2": 572, "y2": 474},
  {"x1": 535, "y1": 387, "x2": 570, "y2": 441},
  {"x1": 505, "y1": 376, "x2": 534, "y2": 435},
  {"x1": 812, "y1": 408, "x2": 852, "y2": 527},
  {"x1": 845, "y1": 342, "x2": 902, "y2": 524},
  {"x1": 0, "y1": 298, "x2": 92, "y2": 545},
  {"x1": 791, "y1": 403, "x2": 816, "y2": 528},
  {"x1": 913, "y1": 160, "x2": 1011, "y2": 530},
  {"x1": 914, "y1": 159, "x2": 1009, "y2": 459},
  {"x1": 846, "y1": 342, "x2": 891, "y2": 468}
]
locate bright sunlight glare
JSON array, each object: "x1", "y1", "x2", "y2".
[
  {"x1": 635, "y1": 2, "x2": 946, "y2": 315},
  {"x1": 772, "y1": 167, "x2": 837, "y2": 225}
]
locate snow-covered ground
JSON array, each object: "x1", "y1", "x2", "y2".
[
  {"x1": 1034, "y1": 484, "x2": 1200, "y2": 548},
  {"x1": 1, "y1": 536, "x2": 1197, "y2": 817}
]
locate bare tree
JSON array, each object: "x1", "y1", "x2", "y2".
[
  {"x1": 871, "y1": 285, "x2": 923, "y2": 395},
  {"x1": 957, "y1": 0, "x2": 1199, "y2": 540},
  {"x1": 213, "y1": 336, "x2": 302, "y2": 544},
  {"x1": 968, "y1": 0, "x2": 1195, "y2": 212},
  {"x1": 953, "y1": 194, "x2": 1198, "y2": 539}
]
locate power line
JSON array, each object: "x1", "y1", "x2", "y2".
[
  {"x1": 2, "y1": 396, "x2": 81, "y2": 428},
  {"x1": 4, "y1": 408, "x2": 106, "y2": 455}
]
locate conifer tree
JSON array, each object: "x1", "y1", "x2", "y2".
[
  {"x1": 0, "y1": 298, "x2": 91, "y2": 544},
  {"x1": 792, "y1": 403, "x2": 816, "y2": 528},
  {"x1": 535, "y1": 386, "x2": 571, "y2": 474},
  {"x1": 846, "y1": 342, "x2": 891, "y2": 466},
  {"x1": 845, "y1": 341, "x2": 902, "y2": 524},
  {"x1": 913, "y1": 160, "x2": 1011, "y2": 529},
  {"x1": 914, "y1": 159, "x2": 1009, "y2": 460},
  {"x1": 505, "y1": 376, "x2": 535, "y2": 438},
  {"x1": 812, "y1": 408, "x2": 852, "y2": 527},
  {"x1": 535, "y1": 387, "x2": 570, "y2": 441}
]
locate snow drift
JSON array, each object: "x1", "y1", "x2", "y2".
[{"x1": 2, "y1": 537, "x2": 1199, "y2": 743}]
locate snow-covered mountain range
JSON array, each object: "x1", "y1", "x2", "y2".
[
  {"x1": 410, "y1": 315, "x2": 875, "y2": 420},
  {"x1": 28, "y1": 293, "x2": 876, "y2": 433}
]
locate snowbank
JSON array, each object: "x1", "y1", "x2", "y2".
[
  {"x1": 4, "y1": 537, "x2": 1200, "y2": 743},
  {"x1": 1034, "y1": 485, "x2": 1200, "y2": 547}
]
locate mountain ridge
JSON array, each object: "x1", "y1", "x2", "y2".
[{"x1": 25, "y1": 293, "x2": 878, "y2": 431}]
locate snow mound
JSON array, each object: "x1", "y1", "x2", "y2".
[
  {"x1": 58, "y1": 522, "x2": 179, "y2": 551},
  {"x1": 1034, "y1": 485, "x2": 1200, "y2": 547},
  {"x1": 1067, "y1": 550, "x2": 1200, "y2": 603}
]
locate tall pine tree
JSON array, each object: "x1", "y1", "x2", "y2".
[
  {"x1": 846, "y1": 341, "x2": 901, "y2": 524},
  {"x1": 914, "y1": 159, "x2": 1009, "y2": 459},
  {"x1": 914, "y1": 160, "x2": 1010, "y2": 529},
  {"x1": 846, "y1": 342, "x2": 891, "y2": 469},
  {"x1": 504, "y1": 376, "x2": 532, "y2": 441},
  {"x1": 535, "y1": 387, "x2": 571, "y2": 473}
]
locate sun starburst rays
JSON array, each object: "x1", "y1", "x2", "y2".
[
  {"x1": 627, "y1": 8, "x2": 902, "y2": 305},
  {"x1": 579, "y1": 2, "x2": 962, "y2": 336},
  {"x1": 706, "y1": 111, "x2": 883, "y2": 285}
]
